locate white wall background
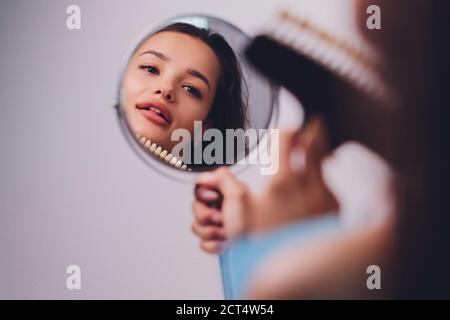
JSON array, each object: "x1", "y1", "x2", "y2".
[{"x1": 0, "y1": 0, "x2": 362, "y2": 299}]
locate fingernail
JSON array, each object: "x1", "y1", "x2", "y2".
[{"x1": 201, "y1": 189, "x2": 219, "y2": 201}]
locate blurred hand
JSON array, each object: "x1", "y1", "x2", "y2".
[
  {"x1": 191, "y1": 125, "x2": 340, "y2": 254},
  {"x1": 192, "y1": 167, "x2": 252, "y2": 254},
  {"x1": 321, "y1": 142, "x2": 394, "y2": 229},
  {"x1": 192, "y1": 124, "x2": 344, "y2": 253},
  {"x1": 254, "y1": 125, "x2": 339, "y2": 229}
]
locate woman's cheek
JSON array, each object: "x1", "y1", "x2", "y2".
[
  {"x1": 183, "y1": 105, "x2": 209, "y2": 127},
  {"x1": 124, "y1": 71, "x2": 150, "y2": 98}
]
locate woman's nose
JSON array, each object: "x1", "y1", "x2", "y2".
[{"x1": 154, "y1": 85, "x2": 174, "y2": 103}]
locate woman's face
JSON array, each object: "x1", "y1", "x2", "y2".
[{"x1": 123, "y1": 31, "x2": 221, "y2": 152}]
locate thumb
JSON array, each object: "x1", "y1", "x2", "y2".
[{"x1": 196, "y1": 167, "x2": 243, "y2": 197}]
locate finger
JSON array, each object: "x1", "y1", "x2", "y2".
[
  {"x1": 200, "y1": 240, "x2": 223, "y2": 254},
  {"x1": 191, "y1": 223, "x2": 226, "y2": 241},
  {"x1": 196, "y1": 167, "x2": 243, "y2": 196},
  {"x1": 277, "y1": 129, "x2": 312, "y2": 177},
  {"x1": 194, "y1": 185, "x2": 223, "y2": 209},
  {"x1": 279, "y1": 129, "x2": 303, "y2": 166},
  {"x1": 289, "y1": 146, "x2": 307, "y2": 174},
  {"x1": 195, "y1": 185, "x2": 221, "y2": 202},
  {"x1": 192, "y1": 201, "x2": 223, "y2": 226}
]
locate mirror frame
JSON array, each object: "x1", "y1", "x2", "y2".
[{"x1": 114, "y1": 13, "x2": 279, "y2": 182}]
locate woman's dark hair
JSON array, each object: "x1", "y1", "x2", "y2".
[
  {"x1": 384, "y1": 0, "x2": 450, "y2": 299},
  {"x1": 154, "y1": 22, "x2": 249, "y2": 169},
  {"x1": 357, "y1": 0, "x2": 450, "y2": 298}
]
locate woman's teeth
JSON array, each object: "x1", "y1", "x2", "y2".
[{"x1": 135, "y1": 133, "x2": 189, "y2": 170}]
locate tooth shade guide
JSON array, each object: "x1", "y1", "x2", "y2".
[
  {"x1": 169, "y1": 157, "x2": 178, "y2": 166},
  {"x1": 264, "y1": 8, "x2": 398, "y2": 108},
  {"x1": 134, "y1": 133, "x2": 188, "y2": 170},
  {"x1": 160, "y1": 150, "x2": 168, "y2": 158}
]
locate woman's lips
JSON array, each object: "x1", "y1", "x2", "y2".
[{"x1": 136, "y1": 102, "x2": 172, "y2": 127}]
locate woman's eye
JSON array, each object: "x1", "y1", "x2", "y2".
[
  {"x1": 139, "y1": 65, "x2": 159, "y2": 75},
  {"x1": 183, "y1": 85, "x2": 202, "y2": 98}
]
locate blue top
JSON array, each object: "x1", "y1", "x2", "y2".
[{"x1": 219, "y1": 214, "x2": 341, "y2": 299}]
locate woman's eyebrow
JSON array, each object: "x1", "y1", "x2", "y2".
[
  {"x1": 139, "y1": 50, "x2": 169, "y2": 61},
  {"x1": 186, "y1": 69, "x2": 211, "y2": 92}
]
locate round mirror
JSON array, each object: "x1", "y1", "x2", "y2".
[{"x1": 115, "y1": 14, "x2": 278, "y2": 179}]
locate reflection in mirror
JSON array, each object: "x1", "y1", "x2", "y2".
[{"x1": 117, "y1": 15, "x2": 277, "y2": 173}]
